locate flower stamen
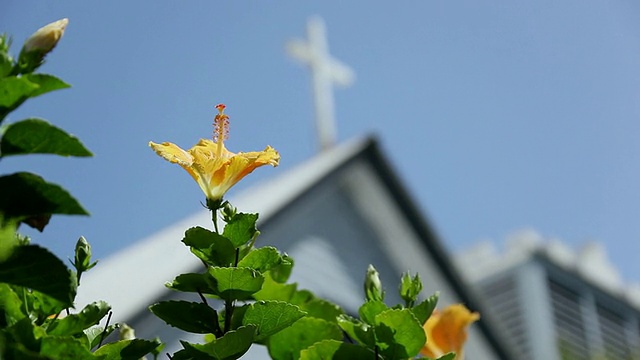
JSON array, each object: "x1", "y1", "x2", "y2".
[{"x1": 214, "y1": 103, "x2": 229, "y2": 159}]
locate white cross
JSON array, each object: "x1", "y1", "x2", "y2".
[{"x1": 286, "y1": 16, "x2": 355, "y2": 151}]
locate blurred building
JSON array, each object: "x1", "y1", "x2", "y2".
[
  {"x1": 457, "y1": 230, "x2": 640, "y2": 360},
  {"x1": 77, "y1": 136, "x2": 516, "y2": 359}
]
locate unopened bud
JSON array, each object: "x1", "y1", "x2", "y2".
[
  {"x1": 119, "y1": 323, "x2": 136, "y2": 340},
  {"x1": 16, "y1": 18, "x2": 68, "y2": 74},
  {"x1": 23, "y1": 18, "x2": 68, "y2": 53},
  {"x1": 364, "y1": 264, "x2": 384, "y2": 302}
]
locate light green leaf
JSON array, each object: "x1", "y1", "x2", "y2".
[
  {"x1": 237, "y1": 246, "x2": 282, "y2": 273},
  {"x1": 411, "y1": 293, "x2": 438, "y2": 325},
  {"x1": 150, "y1": 300, "x2": 219, "y2": 334},
  {"x1": 374, "y1": 308, "x2": 426, "y2": 359},
  {"x1": 94, "y1": 338, "x2": 163, "y2": 360},
  {"x1": 359, "y1": 300, "x2": 388, "y2": 325},
  {"x1": 0, "y1": 245, "x2": 75, "y2": 307},
  {"x1": 181, "y1": 325, "x2": 255, "y2": 360},
  {"x1": 253, "y1": 271, "x2": 297, "y2": 302},
  {"x1": 0, "y1": 76, "x2": 38, "y2": 107},
  {"x1": 47, "y1": 301, "x2": 110, "y2": 336},
  {"x1": 209, "y1": 267, "x2": 264, "y2": 301},
  {"x1": 242, "y1": 300, "x2": 306, "y2": 341},
  {"x1": 270, "y1": 253, "x2": 293, "y2": 283},
  {"x1": 297, "y1": 297, "x2": 344, "y2": 324},
  {"x1": 0, "y1": 283, "x2": 26, "y2": 325},
  {"x1": 268, "y1": 317, "x2": 342, "y2": 360},
  {"x1": 40, "y1": 336, "x2": 97, "y2": 359},
  {"x1": 223, "y1": 213, "x2": 258, "y2": 247},
  {"x1": 1, "y1": 118, "x2": 92, "y2": 157},
  {"x1": 299, "y1": 339, "x2": 378, "y2": 360},
  {"x1": 22, "y1": 74, "x2": 70, "y2": 98},
  {"x1": 0, "y1": 172, "x2": 89, "y2": 219}
]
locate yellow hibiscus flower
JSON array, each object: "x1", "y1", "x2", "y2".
[
  {"x1": 149, "y1": 104, "x2": 280, "y2": 206},
  {"x1": 421, "y1": 304, "x2": 480, "y2": 359}
]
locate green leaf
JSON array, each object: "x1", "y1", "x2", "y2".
[
  {"x1": 336, "y1": 315, "x2": 375, "y2": 348},
  {"x1": 1, "y1": 118, "x2": 92, "y2": 157},
  {"x1": 242, "y1": 300, "x2": 306, "y2": 341},
  {"x1": 208, "y1": 267, "x2": 264, "y2": 301},
  {"x1": 181, "y1": 325, "x2": 255, "y2": 360},
  {"x1": 253, "y1": 272, "x2": 297, "y2": 302},
  {"x1": 0, "y1": 172, "x2": 89, "y2": 219},
  {"x1": 85, "y1": 323, "x2": 119, "y2": 350},
  {"x1": 22, "y1": 74, "x2": 70, "y2": 98},
  {"x1": 359, "y1": 300, "x2": 388, "y2": 325},
  {"x1": 47, "y1": 301, "x2": 110, "y2": 336},
  {"x1": 411, "y1": 293, "x2": 438, "y2": 325},
  {"x1": 182, "y1": 226, "x2": 235, "y2": 267},
  {"x1": 270, "y1": 253, "x2": 293, "y2": 283},
  {"x1": 28, "y1": 290, "x2": 68, "y2": 321},
  {"x1": 0, "y1": 283, "x2": 26, "y2": 325},
  {"x1": 94, "y1": 338, "x2": 163, "y2": 360},
  {"x1": 299, "y1": 298, "x2": 344, "y2": 324},
  {"x1": 437, "y1": 353, "x2": 456, "y2": 360},
  {"x1": 268, "y1": 317, "x2": 343, "y2": 360},
  {"x1": 150, "y1": 300, "x2": 219, "y2": 334},
  {"x1": 0, "y1": 245, "x2": 76, "y2": 306},
  {"x1": 40, "y1": 336, "x2": 97, "y2": 359},
  {"x1": 237, "y1": 247, "x2": 282, "y2": 273},
  {"x1": 223, "y1": 213, "x2": 258, "y2": 247},
  {"x1": 166, "y1": 273, "x2": 218, "y2": 295},
  {"x1": 374, "y1": 308, "x2": 426, "y2": 359},
  {"x1": 0, "y1": 76, "x2": 38, "y2": 108},
  {"x1": 299, "y1": 340, "x2": 378, "y2": 360}
]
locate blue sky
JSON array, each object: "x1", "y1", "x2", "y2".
[{"x1": 3, "y1": 2, "x2": 640, "y2": 283}]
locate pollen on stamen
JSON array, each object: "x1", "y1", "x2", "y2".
[{"x1": 213, "y1": 104, "x2": 229, "y2": 143}]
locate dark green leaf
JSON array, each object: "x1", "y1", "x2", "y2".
[
  {"x1": 1, "y1": 118, "x2": 92, "y2": 157},
  {"x1": 182, "y1": 226, "x2": 235, "y2": 267},
  {"x1": 150, "y1": 300, "x2": 219, "y2": 334},
  {"x1": 47, "y1": 301, "x2": 110, "y2": 336},
  {"x1": 299, "y1": 339, "x2": 378, "y2": 360},
  {"x1": 166, "y1": 273, "x2": 217, "y2": 295},
  {"x1": 336, "y1": 315, "x2": 375, "y2": 348},
  {"x1": 223, "y1": 213, "x2": 258, "y2": 247},
  {"x1": 94, "y1": 338, "x2": 163, "y2": 360},
  {"x1": 237, "y1": 247, "x2": 282, "y2": 273},
  {"x1": 242, "y1": 300, "x2": 306, "y2": 341},
  {"x1": 0, "y1": 172, "x2": 89, "y2": 219},
  {"x1": 0, "y1": 245, "x2": 75, "y2": 306},
  {"x1": 268, "y1": 317, "x2": 343, "y2": 360},
  {"x1": 208, "y1": 267, "x2": 264, "y2": 301},
  {"x1": 359, "y1": 300, "x2": 388, "y2": 325},
  {"x1": 182, "y1": 325, "x2": 255, "y2": 360},
  {"x1": 411, "y1": 293, "x2": 438, "y2": 325},
  {"x1": 40, "y1": 336, "x2": 97, "y2": 359},
  {"x1": 22, "y1": 74, "x2": 70, "y2": 98},
  {"x1": 374, "y1": 308, "x2": 425, "y2": 359},
  {"x1": 0, "y1": 76, "x2": 38, "y2": 108}
]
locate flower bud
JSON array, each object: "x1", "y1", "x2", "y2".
[
  {"x1": 400, "y1": 272, "x2": 423, "y2": 306},
  {"x1": 364, "y1": 264, "x2": 384, "y2": 302},
  {"x1": 16, "y1": 18, "x2": 68, "y2": 74},
  {"x1": 23, "y1": 18, "x2": 68, "y2": 53}
]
